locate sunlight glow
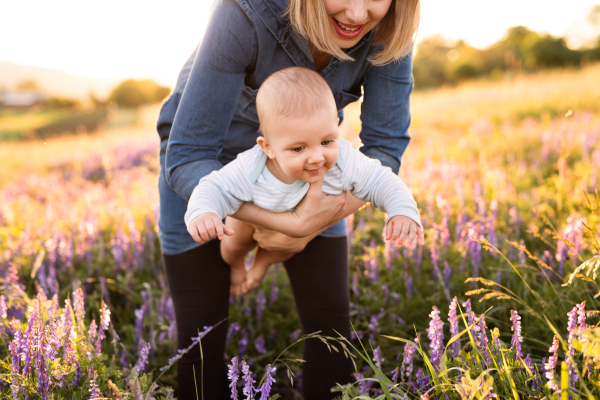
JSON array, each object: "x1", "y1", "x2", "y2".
[{"x1": 0, "y1": 0, "x2": 598, "y2": 85}]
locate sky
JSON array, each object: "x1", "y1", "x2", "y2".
[{"x1": 1, "y1": 0, "x2": 598, "y2": 86}]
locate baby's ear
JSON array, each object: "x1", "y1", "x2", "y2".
[{"x1": 256, "y1": 136, "x2": 275, "y2": 159}]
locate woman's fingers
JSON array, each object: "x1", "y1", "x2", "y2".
[{"x1": 404, "y1": 223, "x2": 417, "y2": 248}]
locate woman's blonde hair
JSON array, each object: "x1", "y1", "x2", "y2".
[{"x1": 288, "y1": 0, "x2": 420, "y2": 66}]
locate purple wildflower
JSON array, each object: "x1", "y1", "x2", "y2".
[
  {"x1": 228, "y1": 356, "x2": 239, "y2": 400},
  {"x1": 89, "y1": 370, "x2": 102, "y2": 399},
  {"x1": 256, "y1": 292, "x2": 266, "y2": 331},
  {"x1": 259, "y1": 365, "x2": 276, "y2": 400},
  {"x1": 576, "y1": 301, "x2": 586, "y2": 328},
  {"x1": 373, "y1": 346, "x2": 384, "y2": 371},
  {"x1": 448, "y1": 297, "x2": 460, "y2": 358},
  {"x1": 391, "y1": 313, "x2": 405, "y2": 325},
  {"x1": 415, "y1": 368, "x2": 430, "y2": 392},
  {"x1": 96, "y1": 302, "x2": 110, "y2": 355},
  {"x1": 401, "y1": 337, "x2": 418, "y2": 381},
  {"x1": 254, "y1": 335, "x2": 266, "y2": 354},
  {"x1": 22, "y1": 303, "x2": 39, "y2": 378},
  {"x1": 241, "y1": 360, "x2": 256, "y2": 399},
  {"x1": 443, "y1": 261, "x2": 451, "y2": 289},
  {"x1": 289, "y1": 329, "x2": 302, "y2": 342},
  {"x1": 269, "y1": 277, "x2": 279, "y2": 305},
  {"x1": 475, "y1": 315, "x2": 491, "y2": 365},
  {"x1": 510, "y1": 310, "x2": 523, "y2": 359},
  {"x1": 463, "y1": 299, "x2": 474, "y2": 327},
  {"x1": 238, "y1": 329, "x2": 249, "y2": 360},
  {"x1": 567, "y1": 305, "x2": 579, "y2": 386},
  {"x1": 381, "y1": 284, "x2": 390, "y2": 305},
  {"x1": 523, "y1": 354, "x2": 540, "y2": 392},
  {"x1": 73, "y1": 361, "x2": 81, "y2": 386},
  {"x1": 227, "y1": 322, "x2": 241, "y2": 346},
  {"x1": 0, "y1": 295, "x2": 7, "y2": 319},
  {"x1": 353, "y1": 372, "x2": 367, "y2": 395},
  {"x1": 544, "y1": 335, "x2": 560, "y2": 393},
  {"x1": 426, "y1": 307, "x2": 444, "y2": 371},
  {"x1": 404, "y1": 261, "x2": 413, "y2": 299},
  {"x1": 73, "y1": 287, "x2": 85, "y2": 326},
  {"x1": 392, "y1": 367, "x2": 399, "y2": 384},
  {"x1": 134, "y1": 340, "x2": 151, "y2": 374},
  {"x1": 352, "y1": 274, "x2": 360, "y2": 297},
  {"x1": 9, "y1": 329, "x2": 22, "y2": 397}
]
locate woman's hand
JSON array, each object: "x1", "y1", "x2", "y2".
[
  {"x1": 232, "y1": 179, "x2": 366, "y2": 238},
  {"x1": 251, "y1": 228, "x2": 321, "y2": 253},
  {"x1": 288, "y1": 179, "x2": 347, "y2": 236}
]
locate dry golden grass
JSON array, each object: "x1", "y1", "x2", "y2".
[
  {"x1": 4, "y1": 65, "x2": 600, "y2": 188},
  {"x1": 0, "y1": 105, "x2": 160, "y2": 187}
]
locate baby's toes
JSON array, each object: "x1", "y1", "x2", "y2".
[{"x1": 230, "y1": 285, "x2": 241, "y2": 296}]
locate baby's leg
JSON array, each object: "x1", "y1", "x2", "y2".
[
  {"x1": 220, "y1": 217, "x2": 257, "y2": 296},
  {"x1": 244, "y1": 247, "x2": 295, "y2": 292}
]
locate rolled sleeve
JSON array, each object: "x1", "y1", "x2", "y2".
[
  {"x1": 359, "y1": 50, "x2": 414, "y2": 174},
  {"x1": 164, "y1": 0, "x2": 257, "y2": 201}
]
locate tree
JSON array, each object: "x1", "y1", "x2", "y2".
[
  {"x1": 17, "y1": 80, "x2": 40, "y2": 91},
  {"x1": 108, "y1": 79, "x2": 171, "y2": 108}
]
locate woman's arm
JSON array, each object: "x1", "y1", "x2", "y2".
[
  {"x1": 249, "y1": 192, "x2": 366, "y2": 252},
  {"x1": 232, "y1": 179, "x2": 366, "y2": 238},
  {"x1": 165, "y1": 0, "x2": 257, "y2": 201},
  {"x1": 359, "y1": 50, "x2": 414, "y2": 174}
]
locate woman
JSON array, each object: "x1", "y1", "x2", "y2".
[{"x1": 157, "y1": 0, "x2": 419, "y2": 398}]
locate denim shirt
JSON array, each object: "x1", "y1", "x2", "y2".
[{"x1": 157, "y1": 0, "x2": 414, "y2": 255}]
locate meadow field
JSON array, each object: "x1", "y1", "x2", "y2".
[{"x1": 1, "y1": 64, "x2": 600, "y2": 399}]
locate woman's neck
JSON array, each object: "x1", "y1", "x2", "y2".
[{"x1": 310, "y1": 43, "x2": 333, "y2": 73}]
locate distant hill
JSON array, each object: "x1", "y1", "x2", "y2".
[{"x1": 0, "y1": 62, "x2": 120, "y2": 99}]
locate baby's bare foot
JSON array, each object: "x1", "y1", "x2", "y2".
[
  {"x1": 230, "y1": 266, "x2": 247, "y2": 296},
  {"x1": 242, "y1": 247, "x2": 295, "y2": 293}
]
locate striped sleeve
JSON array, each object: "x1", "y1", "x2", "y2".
[
  {"x1": 342, "y1": 142, "x2": 421, "y2": 227},
  {"x1": 184, "y1": 150, "x2": 255, "y2": 228}
]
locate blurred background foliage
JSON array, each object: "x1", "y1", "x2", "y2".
[{"x1": 413, "y1": 24, "x2": 600, "y2": 90}]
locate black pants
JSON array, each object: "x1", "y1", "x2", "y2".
[{"x1": 163, "y1": 236, "x2": 353, "y2": 400}]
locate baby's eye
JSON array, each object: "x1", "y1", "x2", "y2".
[
  {"x1": 321, "y1": 140, "x2": 334, "y2": 146},
  {"x1": 291, "y1": 147, "x2": 304, "y2": 153}
]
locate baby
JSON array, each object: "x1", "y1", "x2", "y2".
[{"x1": 185, "y1": 67, "x2": 424, "y2": 295}]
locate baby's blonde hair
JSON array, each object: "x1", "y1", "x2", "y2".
[{"x1": 256, "y1": 67, "x2": 335, "y2": 135}]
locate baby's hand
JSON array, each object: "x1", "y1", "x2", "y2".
[
  {"x1": 188, "y1": 212, "x2": 234, "y2": 243},
  {"x1": 385, "y1": 215, "x2": 425, "y2": 248}
]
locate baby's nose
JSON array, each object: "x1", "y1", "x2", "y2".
[{"x1": 308, "y1": 152, "x2": 324, "y2": 164}]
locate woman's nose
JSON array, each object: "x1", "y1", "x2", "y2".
[{"x1": 344, "y1": 0, "x2": 368, "y2": 24}]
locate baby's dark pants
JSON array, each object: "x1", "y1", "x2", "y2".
[{"x1": 163, "y1": 235, "x2": 353, "y2": 400}]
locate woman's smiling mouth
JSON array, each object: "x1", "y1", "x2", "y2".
[{"x1": 332, "y1": 18, "x2": 366, "y2": 39}]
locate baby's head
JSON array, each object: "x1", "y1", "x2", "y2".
[{"x1": 256, "y1": 67, "x2": 339, "y2": 183}]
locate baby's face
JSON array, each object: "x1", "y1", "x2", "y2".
[{"x1": 261, "y1": 107, "x2": 340, "y2": 184}]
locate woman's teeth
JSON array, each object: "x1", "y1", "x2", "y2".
[{"x1": 336, "y1": 20, "x2": 361, "y2": 33}]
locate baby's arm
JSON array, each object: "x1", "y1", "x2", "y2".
[
  {"x1": 341, "y1": 141, "x2": 423, "y2": 246},
  {"x1": 188, "y1": 212, "x2": 234, "y2": 243},
  {"x1": 185, "y1": 152, "x2": 254, "y2": 243}
]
